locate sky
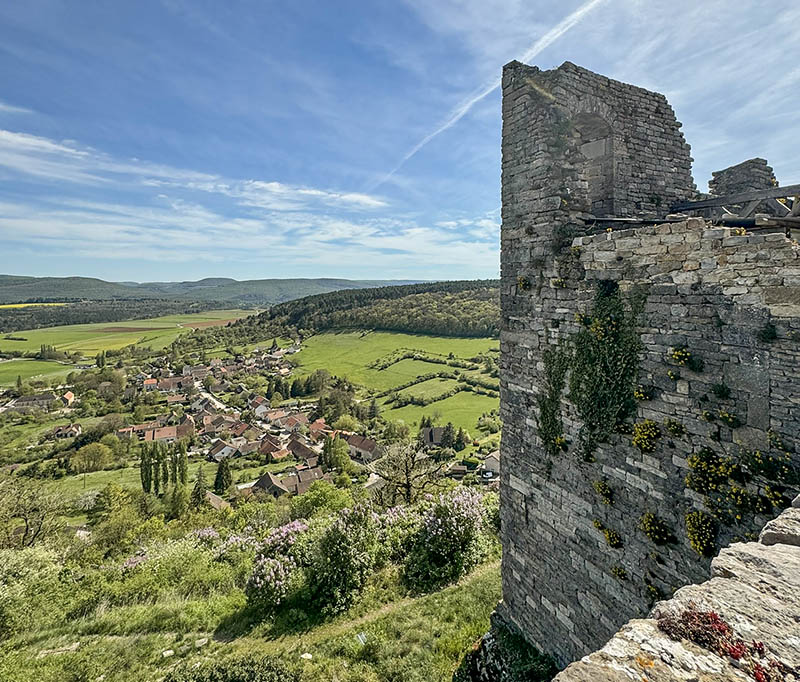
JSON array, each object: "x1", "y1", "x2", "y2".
[{"x1": 0, "y1": 1, "x2": 798, "y2": 282}]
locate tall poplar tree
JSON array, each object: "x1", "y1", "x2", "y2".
[
  {"x1": 191, "y1": 466, "x2": 207, "y2": 508},
  {"x1": 214, "y1": 458, "x2": 232, "y2": 495}
]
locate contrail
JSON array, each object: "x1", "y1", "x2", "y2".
[{"x1": 370, "y1": 0, "x2": 607, "y2": 190}]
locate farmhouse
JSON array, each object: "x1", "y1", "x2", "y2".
[
  {"x1": 208, "y1": 439, "x2": 239, "y2": 462},
  {"x1": 345, "y1": 433, "x2": 380, "y2": 463},
  {"x1": 53, "y1": 423, "x2": 82, "y2": 439}
]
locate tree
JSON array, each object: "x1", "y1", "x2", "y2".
[
  {"x1": 440, "y1": 423, "x2": 455, "y2": 449},
  {"x1": 71, "y1": 442, "x2": 113, "y2": 489},
  {"x1": 214, "y1": 458, "x2": 232, "y2": 495},
  {"x1": 374, "y1": 442, "x2": 444, "y2": 506},
  {"x1": 140, "y1": 442, "x2": 152, "y2": 493},
  {"x1": 191, "y1": 466, "x2": 207, "y2": 508},
  {"x1": 169, "y1": 484, "x2": 189, "y2": 519},
  {"x1": 177, "y1": 441, "x2": 189, "y2": 485},
  {"x1": 454, "y1": 428, "x2": 468, "y2": 452},
  {"x1": 15, "y1": 375, "x2": 22, "y2": 392},
  {"x1": 270, "y1": 392, "x2": 283, "y2": 408},
  {"x1": 0, "y1": 478, "x2": 67, "y2": 549},
  {"x1": 332, "y1": 414, "x2": 359, "y2": 432},
  {"x1": 368, "y1": 399, "x2": 380, "y2": 419},
  {"x1": 383, "y1": 420, "x2": 410, "y2": 444},
  {"x1": 290, "y1": 480, "x2": 353, "y2": 520},
  {"x1": 321, "y1": 436, "x2": 353, "y2": 473},
  {"x1": 169, "y1": 444, "x2": 178, "y2": 484}
]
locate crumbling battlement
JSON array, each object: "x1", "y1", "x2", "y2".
[
  {"x1": 498, "y1": 59, "x2": 800, "y2": 669},
  {"x1": 555, "y1": 500, "x2": 800, "y2": 681}
]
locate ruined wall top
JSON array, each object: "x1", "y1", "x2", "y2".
[
  {"x1": 555, "y1": 499, "x2": 800, "y2": 681},
  {"x1": 710, "y1": 157, "x2": 778, "y2": 197},
  {"x1": 501, "y1": 60, "x2": 696, "y2": 221}
]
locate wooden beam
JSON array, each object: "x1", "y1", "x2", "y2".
[
  {"x1": 671, "y1": 183, "x2": 800, "y2": 211},
  {"x1": 767, "y1": 198, "x2": 791, "y2": 215},
  {"x1": 739, "y1": 199, "x2": 762, "y2": 218}
]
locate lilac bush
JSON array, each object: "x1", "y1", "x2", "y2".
[
  {"x1": 260, "y1": 520, "x2": 308, "y2": 561},
  {"x1": 404, "y1": 487, "x2": 487, "y2": 591},
  {"x1": 246, "y1": 554, "x2": 296, "y2": 612},
  {"x1": 191, "y1": 527, "x2": 221, "y2": 547},
  {"x1": 309, "y1": 504, "x2": 380, "y2": 614}
]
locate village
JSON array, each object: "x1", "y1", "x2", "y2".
[{"x1": 0, "y1": 339, "x2": 500, "y2": 507}]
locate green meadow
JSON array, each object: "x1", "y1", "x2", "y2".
[
  {"x1": 0, "y1": 309, "x2": 253, "y2": 355},
  {"x1": 0, "y1": 358, "x2": 81, "y2": 386},
  {"x1": 293, "y1": 331, "x2": 499, "y2": 436}
]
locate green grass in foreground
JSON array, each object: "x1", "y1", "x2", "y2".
[
  {"x1": 0, "y1": 309, "x2": 254, "y2": 355},
  {"x1": 0, "y1": 358, "x2": 81, "y2": 386},
  {"x1": 0, "y1": 559, "x2": 500, "y2": 682}
]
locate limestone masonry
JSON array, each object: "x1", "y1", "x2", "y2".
[{"x1": 497, "y1": 60, "x2": 800, "y2": 670}]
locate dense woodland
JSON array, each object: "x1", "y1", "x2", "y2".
[
  {"x1": 175, "y1": 280, "x2": 500, "y2": 352},
  {"x1": 0, "y1": 300, "x2": 228, "y2": 334}
]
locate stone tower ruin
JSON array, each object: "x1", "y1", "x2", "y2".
[{"x1": 497, "y1": 60, "x2": 800, "y2": 667}]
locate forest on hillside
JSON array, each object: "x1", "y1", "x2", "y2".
[
  {"x1": 0, "y1": 300, "x2": 227, "y2": 334},
  {"x1": 174, "y1": 280, "x2": 500, "y2": 351}
]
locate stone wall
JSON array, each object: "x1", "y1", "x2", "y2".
[
  {"x1": 555, "y1": 499, "x2": 800, "y2": 681},
  {"x1": 710, "y1": 158, "x2": 778, "y2": 197},
  {"x1": 498, "y1": 60, "x2": 800, "y2": 668}
]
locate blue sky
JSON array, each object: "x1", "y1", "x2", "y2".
[{"x1": 0, "y1": 1, "x2": 797, "y2": 282}]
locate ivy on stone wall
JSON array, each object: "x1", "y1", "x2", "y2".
[
  {"x1": 536, "y1": 345, "x2": 571, "y2": 459},
  {"x1": 568, "y1": 282, "x2": 645, "y2": 459}
]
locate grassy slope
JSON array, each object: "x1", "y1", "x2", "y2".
[
  {"x1": 0, "y1": 559, "x2": 500, "y2": 682},
  {"x1": 293, "y1": 331, "x2": 499, "y2": 434},
  {"x1": 0, "y1": 309, "x2": 253, "y2": 355},
  {"x1": 0, "y1": 359, "x2": 81, "y2": 386}
]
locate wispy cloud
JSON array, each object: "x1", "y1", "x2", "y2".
[
  {"x1": 370, "y1": 0, "x2": 607, "y2": 189},
  {"x1": 0, "y1": 129, "x2": 388, "y2": 211},
  {"x1": 0, "y1": 101, "x2": 32, "y2": 115}
]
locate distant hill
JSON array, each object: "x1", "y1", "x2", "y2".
[
  {"x1": 0, "y1": 275, "x2": 421, "y2": 306},
  {"x1": 174, "y1": 280, "x2": 501, "y2": 352}
]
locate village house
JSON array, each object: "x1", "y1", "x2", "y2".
[
  {"x1": 208, "y1": 440, "x2": 239, "y2": 462},
  {"x1": 287, "y1": 436, "x2": 316, "y2": 461},
  {"x1": 308, "y1": 418, "x2": 330, "y2": 441},
  {"x1": 420, "y1": 427, "x2": 445, "y2": 448},
  {"x1": 8, "y1": 392, "x2": 58, "y2": 413},
  {"x1": 53, "y1": 423, "x2": 82, "y2": 439},
  {"x1": 204, "y1": 490, "x2": 231, "y2": 511},
  {"x1": 61, "y1": 391, "x2": 75, "y2": 407},
  {"x1": 143, "y1": 378, "x2": 158, "y2": 391},
  {"x1": 249, "y1": 395, "x2": 270, "y2": 419},
  {"x1": 345, "y1": 433, "x2": 381, "y2": 463}
]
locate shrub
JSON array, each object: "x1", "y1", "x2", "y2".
[
  {"x1": 592, "y1": 519, "x2": 623, "y2": 548},
  {"x1": 592, "y1": 480, "x2": 613, "y2": 505},
  {"x1": 711, "y1": 383, "x2": 731, "y2": 400},
  {"x1": 718, "y1": 410, "x2": 741, "y2": 428},
  {"x1": 663, "y1": 419, "x2": 686, "y2": 437},
  {"x1": 611, "y1": 565, "x2": 627, "y2": 581},
  {"x1": 632, "y1": 420, "x2": 660, "y2": 453},
  {"x1": 404, "y1": 488, "x2": 487, "y2": 592},
  {"x1": 163, "y1": 654, "x2": 299, "y2": 682},
  {"x1": 639, "y1": 512, "x2": 675, "y2": 545},
  {"x1": 309, "y1": 505, "x2": 379, "y2": 614},
  {"x1": 246, "y1": 555, "x2": 296, "y2": 613},
  {"x1": 685, "y1": 447, "x2": 741, "y2": 494},
  {"x1": 685, "y1": 511, "x2": 718, "y2": 557}
]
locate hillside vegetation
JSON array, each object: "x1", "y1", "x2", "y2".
[
  {"x1": 0, "y1": 275, "x2": 418, "y2": 306},
  {"x1": 175, "y1": 281, "x2": 500, "y2": 353}
]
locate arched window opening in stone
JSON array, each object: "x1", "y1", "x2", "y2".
[{"x1": 573, "y1": 112, "x2": 615, "y2": 218}]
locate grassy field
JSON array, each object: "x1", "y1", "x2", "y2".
[
  {"x1": 0, "y1": 555, "x2": 501, "y2": 682},
  {"x1": 0, "y1": 309, "x2": 253, "y2": 355},
  {"x1": 48, "y1": 457, "x2": 287, "y2": 498},
  {"x1": 0, "y1": 358, "x2": 81, "y2": 386},
  {"x1": 293, "y1": 331, "x2": 499, "y2": 437},
  {"x1": 0, "y1": 302, "x2": 66, "y2": 309},
  {"x1": 383, "y1": 392, "x2": 500, "y2": 434}
]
